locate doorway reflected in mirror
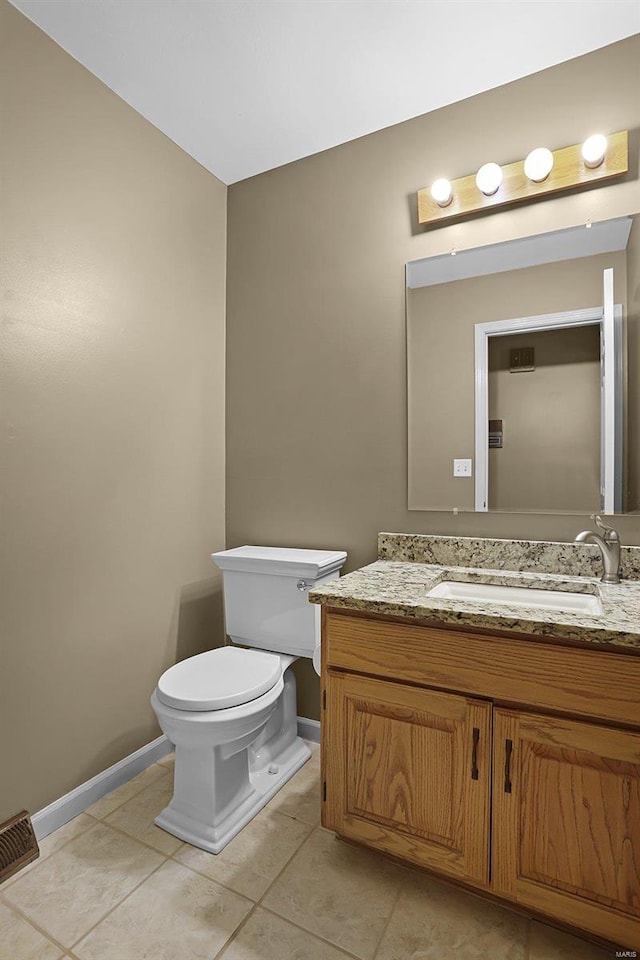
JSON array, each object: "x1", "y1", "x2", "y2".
[{"x1": 406, "y1": 216, "x2": 639, "y2": 514}]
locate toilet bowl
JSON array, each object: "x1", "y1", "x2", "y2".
[{"x1": 150, "y1": 545, "x2": 346, "y2": 853}]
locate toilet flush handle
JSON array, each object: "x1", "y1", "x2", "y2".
[{"x1": 297, "y1": 579, "x2": 312, "y2": 592}]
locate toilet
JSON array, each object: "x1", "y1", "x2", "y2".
[{"x1": 150, "y1": 545, "x2": 346, "y2": 853}]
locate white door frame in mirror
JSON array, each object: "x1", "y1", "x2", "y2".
[
  {"x1": 474, "y1": 271, "x2": 623, "y2": 513},
  {"x1": 601, "y1": 269, "x2": 624, "y2": 515}
]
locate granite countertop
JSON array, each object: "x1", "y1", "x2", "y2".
[{"x1": 309, "y1": 559, "x2": 640, "y2": 652}]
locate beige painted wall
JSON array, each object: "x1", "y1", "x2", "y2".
[
  {"x1": 0, "y1": 2, "x2": 227, "y2": 821},
  {"x1": 488, "y1": 327, "x2": 601, "y2": 512},
  {"x1": 227, "y1": 36, "x2": 640, "y2": 720},
  {"x1": 407, "y1": 252, "x2": 626, "y2": 511}
]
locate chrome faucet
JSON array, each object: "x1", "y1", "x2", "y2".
[{"x1": 574, "y1": 515, "x2": 621, "y2": 584}]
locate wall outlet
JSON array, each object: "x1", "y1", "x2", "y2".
[{"x1": 453, "y1": 459, "x2": 473, "y2": 477}]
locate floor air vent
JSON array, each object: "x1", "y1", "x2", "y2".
[{"x1": 0, "y1": 810, "x2": 39, "y2": 883}]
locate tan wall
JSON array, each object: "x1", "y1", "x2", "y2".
[
  {"x1": 407, "y1": 252, "x2": 627, "y2": 511},
  {"x1": 488, "y1": 327, "x2": 601, "y2": 512},
  {"x1": 0, "y1": 2, "x2": 227, "y2": 821},
  {"x1": 227, "y1": 36, "x2": 640, "y2": 720}
]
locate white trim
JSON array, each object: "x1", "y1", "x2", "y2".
[
  {"x1": 474, "y1": 323, "x2": 490, "y2": 512},
  {"x1": 614, "y1": 303, "x2": 624, "y2": 513},
  {"x1": 32, "y1": 715, "x2": 321, "y2": 841},
  {"x1": 474, "y1": 306, "x2": 604, "y2": 512},
  {"x1": 32, "y1": 735, "x2": 173, "y2": 841},
  {"x1": 297, "y1": 716, "x2": 320, "y2": 743},
  {"x1": 602, "y1": 269, "x2": 616, "y2": 513}
]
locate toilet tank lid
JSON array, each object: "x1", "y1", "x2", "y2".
[{"x1": 211, "y1": 545, "x2": 347, "y2": 578}]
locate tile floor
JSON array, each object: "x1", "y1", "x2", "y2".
[{"x1": 1, "y1": 744, "x2": 613, "y2": 960}]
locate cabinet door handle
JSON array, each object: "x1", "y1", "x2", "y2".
[
  {"x1": 471, "y1": 727, "x2": 480, "y2": 780},
  {"x1": 504, "y1": 738, "x2": 513, "y2": 793}
]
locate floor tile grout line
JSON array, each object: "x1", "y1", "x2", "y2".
[
  {"x1": 0, "y1": 890, "x2": 79, "y2": 957},
  {"x1": 67, "y1": 854, "x2": 170, "y2": 954},
  {"x1": 86, "y1": 762, "x2": 171, "y2": 822},
  {"x1": 0, "y1": 817, "x2": 98, "y2": 892},
  {"x1": 252, "y1": 825, "x2": 375, "y2": 960},
  {"x1": 258, "y1": 902, "x2": 366, "y2": 960},
  {"x1": 66, "y1": 807, "x2": 314, "y2": 960},
  {"x1": 1, "y1": 828, "x2": 171, "y2": 956},
  {"x1": 254, "y1": 821, "x2": 319, "y2": 906},
  {"x1": 165, "y1": 811, "x2": 317, "y2": 899},
  {"x1": 211, "y1": 900, "x2": 262, "y2": 960},
  {"x1": 3, "y1": 814, "x2": 179, "y2": 897},
  {"x1": 370, "y1": 875, "x2": 406, "y2": 960},
  {"x1": 210, "y1": 822, "x2": 323, "y2": 960},
  {"x1": 86, "y1": 810, "x2": 184, "y2": 859}
]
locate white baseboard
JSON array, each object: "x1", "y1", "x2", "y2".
[
  {"x1": 32, "y1": 716, "x2": 320, "y2": 841},
  {"x1": 32, "y1": 735, "x2": 173, "y2": 841},
  {"x1": 297, "y1": 716, "x2": 320, "y2": 743}
]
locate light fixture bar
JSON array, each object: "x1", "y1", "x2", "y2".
[{"x1": 417, "y1": 130, "x2": 628, "y2": 227}]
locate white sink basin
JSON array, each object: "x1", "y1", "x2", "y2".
[{"x1": 426, "y1": 580, "x2": 602, "y2": 616}]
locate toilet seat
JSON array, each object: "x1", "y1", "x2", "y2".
[{"x1": 156, "y1": 646, "x2": 282, "y2": 712}]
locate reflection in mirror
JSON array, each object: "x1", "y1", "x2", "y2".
[
  {"x1": 473, "y1": 289, "x2": 623, "y2": 513},
  {"x1": 407, "y1": 217, "x2": 640, "y2": 514},
  {"x1": 487, "y1": 324, "x2": 601, "y2": 512}
]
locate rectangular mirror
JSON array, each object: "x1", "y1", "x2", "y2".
[{"x1": 407, "y1": 216, "x2": 639, "y2": 514}]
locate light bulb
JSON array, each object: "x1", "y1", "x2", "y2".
[
  {"x1": 582, "y1": 134, "x2": 607, "y2": 169},
  {"x1": 475, "y1": 162, "x2": 503, "y2": 197},
  {"x1": 430, "y1": 178, "x2": 453, "y2": 207},
  {"x1": 524, "y1": 147, "x2": 554, "y2": 183}
]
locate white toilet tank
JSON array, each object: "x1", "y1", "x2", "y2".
[{"x1": 211, "y1": 546, "x2": 347, "y2": 657}]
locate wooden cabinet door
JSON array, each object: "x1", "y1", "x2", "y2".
[
  {"x1": 492, "y1": 708, "x2": 640, "y2": 948},
  {"x1": 323, "y1": 672, "x2": 491, "y2": 885}
]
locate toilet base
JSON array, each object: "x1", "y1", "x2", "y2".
[
  {"x1": 154, "y1": 735, "x2": 311, "y2": 853},
  {"x1": 152, "y1": 656, "x2": 312, "y2": 854}
]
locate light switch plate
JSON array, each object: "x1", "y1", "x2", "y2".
[{"x1": 453, "y1": 459, "x2": 473, "y2": 477}]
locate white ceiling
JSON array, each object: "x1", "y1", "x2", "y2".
[{"x1": 10, "y1": 0, "x2": 640, "y2": 185}]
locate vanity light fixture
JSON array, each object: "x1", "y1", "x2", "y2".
[
  {"x1": 523, "y1": 147, "x2": 554, "y2": 183},
  {"x1": 475, "y1": 162, "x2": 503, "y2": 196},
  {"x1": 416, "y1": 130, "x2": 628, "y2": 227},
  {"x1": 582, "y1": 133, "x2": 608, "y2": 169},
  {"x1": 430, "y1": 178, "x2": 453, "y2": 207}
]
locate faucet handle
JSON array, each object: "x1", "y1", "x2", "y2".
[{"x1": 591, "y1": 514, "x2": 620, "y2": 542}]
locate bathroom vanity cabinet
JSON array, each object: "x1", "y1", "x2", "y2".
[{"x1": 320, "y1": 608, "x2": 640, "y2": 949}]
